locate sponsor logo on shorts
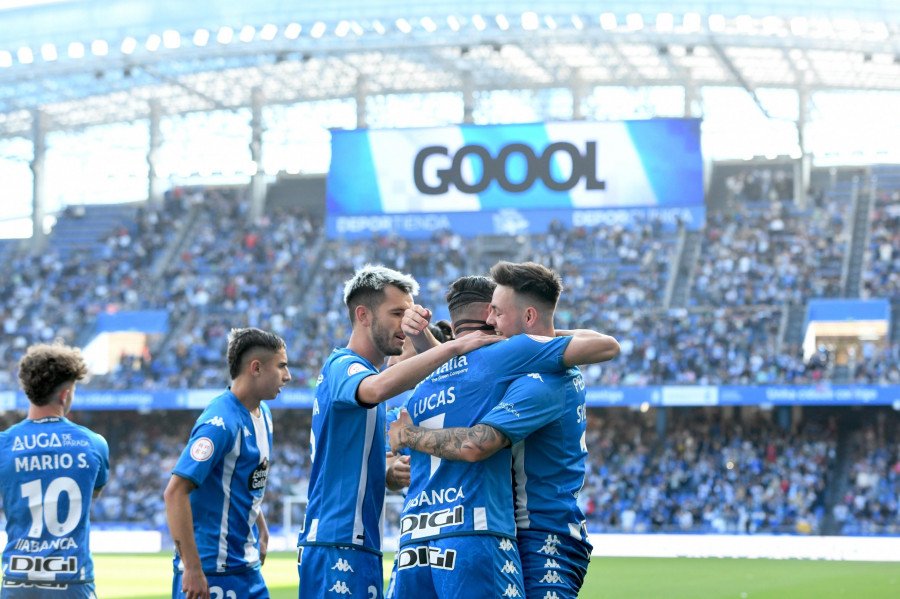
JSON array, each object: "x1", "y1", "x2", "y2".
[
  {"x1": 331, "y1": 558, "x2": 353, "y2": 572},
  {"x1": 9, "y1": 555, "x2": 77, "y2": 574},
  {"x1": 543, "y1": 558, "x2": 561, "y2": 569},
  {"x1": 541, "y1": 593, "x2": 561, "y2": 599},
  {"x1": 503, "y1": 584, "x2": 523, "y2": 597},
  {"x1": 190, "y1": 437, "x2": 214, "y2": 461},
  {"x1": 397, "y1": 546, "x2": 456, "y2": 571},
  {"x1": 501, "y1": 560, "x2": 519, "y2": 574},
  {"x1": 348, "y1": 363, "x2": 369, "y2": 377},
  {"x1": 499, "y1": 539, "x2": 514, "y2": 551},
  {"x1": 2, "y1": 580, "x2": 69, "y2": 589}
]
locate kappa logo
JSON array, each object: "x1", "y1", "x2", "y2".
[
  {"x1": 328, "y1": 580, "x2": 352, "y2": 595},
  {"x1": 541, "y1": 592, "x2": 561, "y2": 599},
  {"x1": 540, "y1": 571, "x2": 564, "y2": 584},
  {"x1": 244, "y1": 426, "x2": 252, "y2": 437},
  {"x1": 205, "y1": 416, "x2": 226, "y2": 429},
  {"x1": 331, "y1": 558, "x2": 354, "y2": 572},
  {"x1": 538, "y1": 543, "x2": 560, "y2": 556},
  {"x1": 527, "y1": 373, "x2": 544, "y2": 382},
  {"x1": 500, "y1": 560, "x2": 519, "y2": 574},
  {"x1": 502, "y1": 584, "x2": 522, "y2": 597},
  {"x1": 543, "y1": 558, "x2": 561, "y2": 569},
  {"x1": 499, "y1": 539, "x2": 514, "y2": 551}
]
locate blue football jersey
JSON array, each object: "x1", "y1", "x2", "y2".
[
  {"x1": 399, "y1": 334, "x2": 572, "y2": 546},
  {"x1": 172, "y1": 390, "x2": 274, "y2": 575},
  {"x1": 0, "y1": 417, "x2": 109, "y2": 584},
  {"x1": 482, "y1": 367, "x2": 591, "y2": 545},
  {"x1": 299, "y1": 348, "x2": 386, "y2": 554}
]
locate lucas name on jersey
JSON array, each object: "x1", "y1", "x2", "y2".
[
  {"x1": 410, "y1": 386, "x2": 456, "y2": 419},
  {"x1": 14, "y1": 452, "x2": 93, "y2": 473}
]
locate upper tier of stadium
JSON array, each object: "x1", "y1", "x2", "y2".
[{"x1": 2, "y1": 0, "x2": 900, "y2": 138}]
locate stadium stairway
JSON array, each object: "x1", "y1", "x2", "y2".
[
  {"x1": 665, "y1": 227, "x2": 702, "y2": 308},
  {"x1": 841, "y1": 181, "x2": 873, "y2": 298},
  {"x1": 782, "y1": 304, "x2": 807, "y2": 348},
  {"x1": 821, "y1": 423, "x2": 862, "y2": 536},
  {"x1": 49, "y1": 204, "x2": 137, "y2": 258}
]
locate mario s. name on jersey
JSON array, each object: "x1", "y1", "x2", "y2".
[{"x1": 11, "y1": 433, "x2": 94, "y2": 473}]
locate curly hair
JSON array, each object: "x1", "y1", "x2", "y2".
[{"x1": 18, "y1": 343, "x2": 89, "y2": 406}]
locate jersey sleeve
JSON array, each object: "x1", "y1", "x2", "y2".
[
  {"x1": 328, "y1": 355, "x2": 379, "y2": 410},
  {"x1": 480, "y1": 374, "x2": 562, "y2": 445},
  {"x1": 91, "y1": 432, "x2": 111, "y2": 490},
  {"x1": 478, "y1": 334, "x2": 571, "y2": 376},
  {"x1": 172, "y1": 415, "x2": 237, "y2": 488}
]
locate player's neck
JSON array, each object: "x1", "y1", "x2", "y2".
[
  {"x1": 347, "y1": 330, "x2": 384, "y2": 368},
  {"x1": 28, "y1": 405, "x2": 65, "y2": 420},
  {"x1": 230, "y1": 383, "x2": 263, "y2": 417}
]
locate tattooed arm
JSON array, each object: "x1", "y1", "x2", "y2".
[{"x1": 389, "y1": 410, "x2": 510, "y2": 462}]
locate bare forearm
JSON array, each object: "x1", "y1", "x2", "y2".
[
  {"x1": 358, "y1": 343, "x2": 458, "y2": 404},
  {"x1": 402, "y1": 423, "x2": 507, "y2": 462},
  {"x1": 165, "y1": 491, "x2": 201, "y2": 569},
  {"x1": 558, "y1": 330, "x2": 620, "y2": 366}
]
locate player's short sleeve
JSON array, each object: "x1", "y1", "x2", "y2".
[
  {"x1": 90, "y1": 432, "x2": 111, "y2": 490},
  {"x1": 480, "y1": 374, "x2": 562, "y2": 445},
  {"x1": 328, "y1": 355, "x2": 379, "y2": 410},
  {"x1": 172, "y1": 416, "x2": 237, "y2": 487},
  {"x1": 478, "y1": 334, "x2": 571, "y2": 376}
]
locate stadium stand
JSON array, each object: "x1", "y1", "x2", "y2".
[{"x1": 2, "y1": 161, "x2": 900, "y2": 538}]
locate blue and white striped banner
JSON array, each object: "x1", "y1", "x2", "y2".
[{"x1": 326, "y1": 119, "x2": 703, "y2": 238}]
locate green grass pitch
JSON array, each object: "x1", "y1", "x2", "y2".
[{"x1": 94, "y1": 552, "x2": 899, "y2": 598}]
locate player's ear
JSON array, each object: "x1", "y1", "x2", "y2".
[
  {"x1": 524, "y1": 306, "x2": 537, "y2": 327},
  {"x1": 249, "y1": 358, "x2": 262, "y2": 377},
  {"x1": 355, "y1": 304, "x2": 372, "y2": 327}
]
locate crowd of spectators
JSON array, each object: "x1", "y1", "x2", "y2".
[
  {"x1": 835, "y1": 409, "x2": 900, "y2": 535},
  {"x1": 691, "y1": 197, "x2": 849, "y2": 307},
  {"x1": 580, "y1": 408, "x2": 836, "y2": 535},
  {"x1": 7, "y1": 407, "x2": 897, "y2": 539}
]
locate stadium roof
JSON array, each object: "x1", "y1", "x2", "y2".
[{"x1": 2, "y1": 0, "x2": 900, "y2": 140}]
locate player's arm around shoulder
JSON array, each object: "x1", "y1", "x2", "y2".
[
  {"x1": 557, "y1": 329, "x2": 620, "y2": 366},
  {"x1": 357, "y1": 332, "x2": 501, "y2": 405},
  {"x1": 389, "y1": 408, "x2": 509, "y2": 463}
]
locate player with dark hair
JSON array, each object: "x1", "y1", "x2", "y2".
[
  {"x1": 297, "y1": 265, "x2": 499, "y2": 599},
  {"x1": 387, "y1": 272, "x2": 618, "y2": 598},
  {"x1": 164, "y1": 327, "x2": 290, "y2": 599},
  {"x1": 0, "y1": 342, "x2": 109, "y2": 599}
]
